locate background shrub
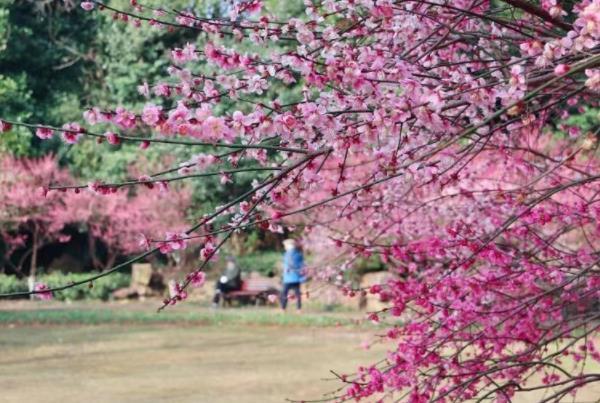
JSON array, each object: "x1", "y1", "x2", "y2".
[
  {"x1": 0, "y1": 272, "x2": 130, "y2": 301},
  {"x1": 237, "y1": 251, "x2": 281, "y2": 276}
]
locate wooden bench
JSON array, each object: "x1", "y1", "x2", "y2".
[{"x1": 223, "y1": 277, "x2": 279, "y2": 306}]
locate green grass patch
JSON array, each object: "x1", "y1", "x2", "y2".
[{"x1": 0, "y1": 306, "x2": 358, "y2": 327}]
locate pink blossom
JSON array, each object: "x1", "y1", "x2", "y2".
[
  {"x1": 153, "y1": 83, "x2": 171, "y2": 97},
  {"x1": 554, "y1": 64, "x2": 570, "y2": 75},
  {"x1": 171, "y1": 43, "x2": 198, "y2": 64},
  {"x1": 80, "y1": 1, "x2": 95, "y2": 11},
  {"x1": 188, "y1": 271, "x2": 206, "y2": 288},
  {"x1": 141, "y1": 104, "x2": 162, "y2": 126},
  {"x1": 113, "y1": 107, "x2": 136, "y2": 129},
  {"x1": 137, "y1": 81, "x2": 150, "y2": 97},
  {"x1": 87, "y1": 181, "x2": 110, "y2": 195},
  {"x1": 0, "y1": 120, "x2": 11, "y2": 132},
  {"x1": 220, "y1": 172, "x2": 232, "y2": 184},
  {"x1": 159, "y1": 232, "x2": 188, "y2": 254},
  {"x1": 367, "y1": 312, "x2": 379, "y2": 324},
  {"x1": 282, "y1": 114, "x2": 297, "y2": 129},
  {"x1": 202, "y1": 116, "x2": 229, "y2": 141},
  {"x1": 200, "y1": 241, "x2": 216, "y2": 260},
  {"x1": 138, "y1": 234, "x2": 151, "y2": 250},
  {"x1": 83, "y1": 108, "x2": 100, "y2": 125},
  {"x1": 584, "y1": 69, "x2": 600, "y2": 91},
  {"x1": 61, "y1": 122, "x2": 83, "y2": 144},
  {"x1": 104, "y1": 131, "x2": 121, "y2": 145},
  {"x1": 35, "y1": 127, "x2": 54, "y2": 139},
  {"x1": 34, "y1": 283, "x2": 53, "y2": 300},
  {"x1": 168, "y1": 102, "x2": 190, "y2": 125},
  {"x1": 156, "y1": 181, "x2": 169, "y2": 193}
]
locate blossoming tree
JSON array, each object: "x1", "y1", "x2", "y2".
[
  {"x1": 1, "y1": 0, "x2": 600, "y2": 400},
  {"x1": 65, "y1": 181, "x2": 192, "y2": 270},
  {"x1": 0, "y1": 155, "x2": 72, "y2": 278},
  {"x1": 0, "y1": 154, "x2": 191, "y2": 274}
]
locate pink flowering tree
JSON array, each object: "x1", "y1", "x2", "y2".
[
  {"x1": 1, "y1": 0, "x2": 600, "y2": 401},
  {"x1": 0, "y1": 155, "x2": 72, "y2": 279},
  {"x1": 65, "y1": 183, "x2": 191, "y2": 270},
  {"x1": 0, "y1": 154, "x2": 191, "y2": 275}
]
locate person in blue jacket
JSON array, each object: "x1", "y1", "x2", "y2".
[{"x1": 280, "y1": 238, "x2": 305, "y2": 310}]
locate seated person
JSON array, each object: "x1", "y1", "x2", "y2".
[{"x1": 212, "y1": 256, "x2": 242, "y2": 306}]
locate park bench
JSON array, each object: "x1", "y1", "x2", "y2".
[{"x1": 223, "y1": 276, "x2": 279, "y2": 306}]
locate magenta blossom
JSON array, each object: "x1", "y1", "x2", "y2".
[
  {"x1": 187, "y1": 271, "x2": 206, "y2": 288},
  {"x1": 33, "y1": 283, "x2": 53, "y2": 301}
]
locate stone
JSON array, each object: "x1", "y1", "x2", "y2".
[{"x1": 131, "y1": 263, "x2": 153, "y2": 286}]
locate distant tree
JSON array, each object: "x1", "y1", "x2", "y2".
[
  {"x1": 0, "y1": 154, "x2": 191, "y2": 276},
  {"x1": 66, "y1": 180, "x2": 191, "y2": 270},
  {"x1": 0, "y1": 155, "x2": 72, "y2": 279}
]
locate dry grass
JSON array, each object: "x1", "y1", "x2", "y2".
[
  {"x1": 0, "y1": 323, "x2": 384, "y2": 403},
  {"x1": 1, "y1": 301, "x2": 599, "y2": 402}
]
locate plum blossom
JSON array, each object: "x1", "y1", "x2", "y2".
[
  {"x1": 220, "y1": 172, "x2": 232, "y2": 184},
  {"x1": 584, "y1": 69, "x2": 600, "y2": 91},
  {"x1": 138, "y1": 234, "x2": 151, "y2": 251},
  {"x1": 61, "y1": 122, "x2": 83, "y2": 144},
  {"x1": 187, "y1": 271, "x2": 206, "y2": 288},
  {"x1": 202, "y1": 116, "x2": 232, "y2": 142},
  {"x1": 554, "y1": 64, "x2": 570, "y2": 75},
  {"x1": 33, "y1": 283, "x2": 53, "y2": 300},
  {"x1": 159, "y1": 232, "x2": 188, "y2": 254},
  {"x1": 104, "y1": 131, "x2": 121, "y2": 145},
  {"x1": 80, "y1": 1, "x2": 95, "y2": 11},
  {"x1": 137, "y1": 81, "x2": 150, "y2": 97},
  {"x1": 0, "y1": 120, "x2": 11, "y2": 132},
  {"x1": 142, "y1": 104, "x2": 162, "y2": 126},
  {"x1": 171, "y1": 43, "x2": 198, "y2": 64},
  {"x1": 35, "y1": 127, "x2": 54, "y2": 139},
  {"x1": 199, "y1": 241, "x2": 216, "y2": 260},
  {"x1": 113, "y1": 107, "x2": 136, "y2": 129},
  {"x1": 87, "y1": 180, "x2": 109, "y2": 195}
]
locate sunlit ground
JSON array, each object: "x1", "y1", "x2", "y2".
[
  {"x1": 0, "y1": 301, "x2": 599, "y2": 403},
  {"x1": 0, "y1": 301, "x2": 384, "y2": 403}
]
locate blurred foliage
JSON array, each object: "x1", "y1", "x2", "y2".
[
  {"x1": 0, "y1": 271, "x2": 130, "y2": 300},
  {"x1": 0, "y1": 272, "x2": 25, "y2": 295},
  {"x1": 0, "y1": 1, "x2": 306, "y2": 219},
  {"x1": 237, "y1": 251, "x2": 281, "y2": 275},
  {"x1": 565, "y1": 107, "x2": 599, "y2": 133}
]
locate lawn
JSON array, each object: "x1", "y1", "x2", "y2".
[
  {"x1": 0, "y1": 307, "x2": 383, "y2": 403},
  {"x1": 1, "y1": 301, "x2": 599, "y2": 403}
]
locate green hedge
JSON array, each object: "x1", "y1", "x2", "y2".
[
  {"x1": 0, "y1": 274, "x2": 27, "y2": 295},
  {"x1": 0, "y1": 272, "x2": 130, "y2": 301}
]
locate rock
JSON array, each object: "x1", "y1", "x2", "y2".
[{"x1": 131, "y1": 263, "x2": 152, "y2": 286}]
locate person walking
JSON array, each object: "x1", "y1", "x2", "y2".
[{"x1": 280, "y1": 239, "x2": 305, "y2": 311}]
